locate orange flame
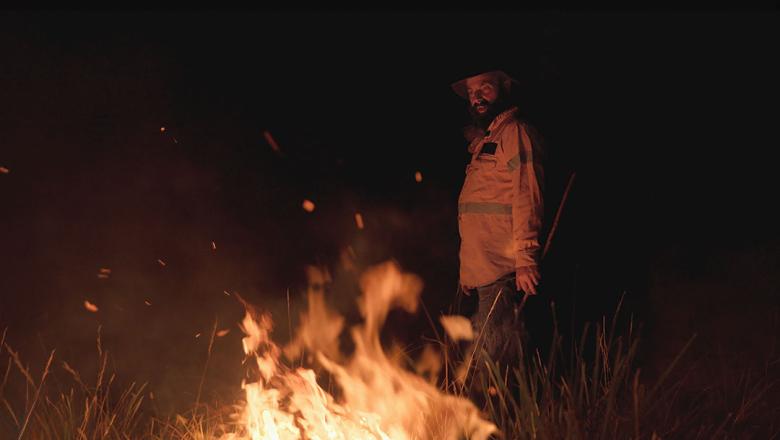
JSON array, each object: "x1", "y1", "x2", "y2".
[{"x1": 222, "y1": 261, "x2": 497, "y2": 440}]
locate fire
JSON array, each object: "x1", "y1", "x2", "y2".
[{"x1": 222, "y1": 261, "x2": 497, "y2": 440}]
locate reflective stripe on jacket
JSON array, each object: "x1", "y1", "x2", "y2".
[{"x1": 458, "y1": 107, "x2": 544, "y2": 288}]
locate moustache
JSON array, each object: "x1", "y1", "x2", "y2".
[{"x1": 471, "y1": 100, "x2": 491, "y2": 111}]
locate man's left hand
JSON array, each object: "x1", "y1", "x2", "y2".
[{"x1": 515, "y1": 265, "x2": 540, "y2": 296}]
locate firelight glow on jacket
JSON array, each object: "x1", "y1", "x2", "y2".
[{"x1": 458, "y1": 107, "x2": 544, "y2": 288}]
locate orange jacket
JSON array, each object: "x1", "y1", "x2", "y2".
[{"x1": 458, "y1": 107, "x2": 544, "y2": 288}]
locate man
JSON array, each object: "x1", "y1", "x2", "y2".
[{"x1": 452, "y1": 69, "x2": 545, "y2": 396}]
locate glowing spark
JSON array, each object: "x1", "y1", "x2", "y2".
[
  {"x1": 157, "y1": 259, "x2": 166, "y2": 267},
  {"x1": 84, "y1": 300, "x2": 98, "y2": 313},
  {"x1": 263, "y1": 130, "x2": 281, "y2": 153},
  {"x1": 0, "y1": 167, "x2": 9, "y2": 174},
  {"x1": 211, "y1": 241, "x2": 217, "y2": 250},
  {"x1": 302, "y1": 199, "x2": 315, "y2": 212},
  {"x1": 216, "y1": 329, "x2": 230, "y2": 337},
  {"x1": 354, "y1": 213, "x2": 364, "y2": 229},
  {"x1": 160, "y1": 126, "x2": 166, "y2": 132},
  {"x1": 414, "y1": 171, "x2": 423, "y2": 182},
  {"x1": 99, "y1": 268, "x2": 111, "y2": 274},
  {"x1": 144, "y1": 300, "x2": 152, "y2": 306},
  {"x1": 195, "y1": 333, "x2": 201, "y2": 338},
  {"x1": 224, "y1": 290, "x2": 231, "y2": 296}
]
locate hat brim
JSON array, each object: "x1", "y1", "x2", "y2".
[{"x1": 451, "y1": 70, "x2": 517, "y2": 99}]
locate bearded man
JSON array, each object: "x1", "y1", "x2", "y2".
[{"x1": 452, "y1": 69, "x2": 545, "y2": 395}]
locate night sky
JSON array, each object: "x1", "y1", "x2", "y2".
[{"x1": 1, "y1": 11, "x2": 778, "y2": 413}]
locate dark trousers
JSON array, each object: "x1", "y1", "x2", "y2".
[
  {"x1": 453, "y1": 273, "x2": 554, "y2": 407},
  {"x1": 454, "y1": 274, "x2": 521, "y2": 403}
]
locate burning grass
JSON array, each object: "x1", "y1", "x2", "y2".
[{"x1": 1, "y1": 263, "x2": 778, "y2": 439}]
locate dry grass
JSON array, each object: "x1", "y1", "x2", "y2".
[
  {"x1": 440, "y1": 300, "x2": 780, "y2": 439},
  {"x1": 1, "y1": 300, "x2": 778, "y2": 439},
  {"x1": 0, "y1": 326, "x2": 233, "y2": 440}
]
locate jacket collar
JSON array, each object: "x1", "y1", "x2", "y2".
[
  {"x1": 467, "y1": 106, "x2": 518, "y2": 153},
  {"x1": 486, "y1": 106, "x2": 518, "y2": 135}
]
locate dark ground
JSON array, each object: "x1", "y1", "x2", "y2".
[{"x1": 1, "y1": 10, "x2": 778, "y2": 416}]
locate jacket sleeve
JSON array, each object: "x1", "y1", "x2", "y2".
[{"x1": 502, "y1": 122, "x2": 544, "y2": 269}]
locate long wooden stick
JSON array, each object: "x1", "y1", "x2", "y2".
[
  {"x1": 543, "y1": 171, "x2": 577, "y2": 260},
  {"x1": 517, "y1": 171, "x2": 577, "y2": 313}
]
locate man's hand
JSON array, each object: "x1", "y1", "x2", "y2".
[{"x1": 515, "y1": 265, "x2": 540, "y2": 296}]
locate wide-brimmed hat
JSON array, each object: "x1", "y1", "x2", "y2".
[{"x1": 450, "y1": 69, "x2": 518, "y2": 99}]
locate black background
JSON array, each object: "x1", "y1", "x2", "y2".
[{"x1": 1, "y1": 10, "x2": 777, "y2": 413}]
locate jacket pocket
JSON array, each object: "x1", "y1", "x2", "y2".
[{"x1": 475, "y1": 152, "x2": 498, "y2": 168}]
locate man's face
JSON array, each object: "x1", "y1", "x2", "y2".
[{"x1": 466, "y1": 73, "x2": 502, "y2": 115}]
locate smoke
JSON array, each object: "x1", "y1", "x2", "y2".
[{"x1": 0, "y1": 25, "x2": 464, "y2": 416}]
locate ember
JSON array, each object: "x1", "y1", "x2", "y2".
[
  {"x1": 263, "y1": 130, "x2": 281, "y2": 153},
  {"x1": 84, "y1": 300, "x2": 99, "y2": 313}
]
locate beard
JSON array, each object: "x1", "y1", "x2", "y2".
[{"x1": 467, "y1": 94, "x2": 512, "y2": 131}]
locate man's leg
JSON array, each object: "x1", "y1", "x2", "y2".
[{"x1": 465, "y1": 277, "x2": 522, "y2": 405}]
